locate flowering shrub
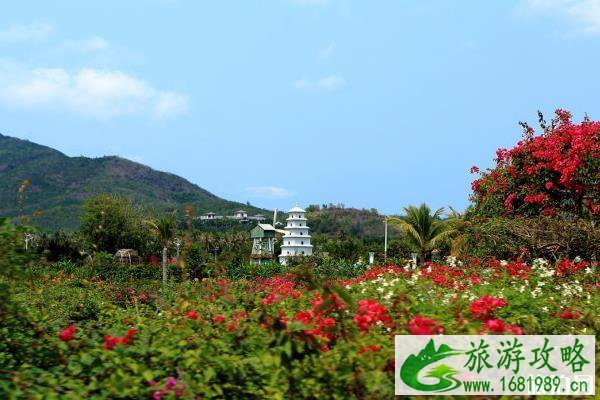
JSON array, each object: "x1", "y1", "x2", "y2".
[
  {"x1": 353, "y1": 299, "x2": 392, "y2": 331},
  {"x1": 469, "y1": 295, "x2": 507, "y2": 320},
  {"x1": 58, "y1": 324, "x2": 77, "y2": 342},
  {"x1": 470, "y1": 110, "x2": 600, "y2": 219},
  {"x1": 406, "y1": 315, "x2": 444, "y2": 335},
  {"x1": 1, "y1": 257, "x2": 597, "y2": 398}
]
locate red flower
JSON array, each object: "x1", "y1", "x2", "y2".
[
  {"x1": 470, "y1": 166, "x2": 480, "y2": 174},
  {"x1": 482, "y1": 319, "x2": 522, "y2": 334},
  {"x1": 482, "y1": 319, "x2": 506, "y2": 333},
  {"x1": 407, "y1": 315, "x2": 444, "y2": 335},
  {"x1": 359, "y1": 344, "x2": 381, "y2": 353},
  {"x1": 557, "y1": 259, "x2": 590, "y2": 276},
  {"x1": 261, "y1": 293, "x2": 276, "y2": 305},
  {"x1": 102, "y1": 329, "x2": 137, "y2": 350},
  {"x1": 102, "y1": 336, "x2": 121, "y2": 350},
  {"x1": 123, "y1": 329, "x2": 137, "y2": 344},
  {"x1": 213, "y1": 314, "x2": 226, "y2": 324},
  {"x1": 469, "y1": 295, "x2": 507, "y2": 320},
  {"x1": 506, "y1": 325, "x2": 523, "y2": 335},
  {"x1": 233, "y1": 311, "x2": 248, "y2": 321},
  {"x1": 545, "y1": 181, "x2": 554, "y2": 190},
  {"x1": 294, "y1": 311, "x2": 313, "y2": 325},
  {"x1": 353, "y1": 299, "x2": 391, "y2": 331},
  {"x1": 560, "y1": 310, "x2": 581, "y2": 320},
  {"x1": 186, "y1": 310, "x2": 199, "y2": 320},
  {"x1": 59, "y1": 324, "x2": 77, "y2": 342},
  {"x1": 523, "y1": 193, "x2": 547, "y2": 205}
]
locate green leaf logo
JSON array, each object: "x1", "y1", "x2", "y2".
[{"x1": 400, "y1": 339, "x2": 464, "y2": 392}]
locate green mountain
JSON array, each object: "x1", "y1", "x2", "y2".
[
  {"x1": 307, "y1": 206, "x2": 401, "y2": 240},
  {"x1": 0, "y1": 133, "x2": 267, "y2": 230}
]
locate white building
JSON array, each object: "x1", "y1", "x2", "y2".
[
  {"x1": 279, "y1": 205, "x2": 313, "y2": 265},
  {"x1": 233, "y1": 210, "x2": 248, "y2": 220}
]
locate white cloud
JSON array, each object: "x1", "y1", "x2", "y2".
[
  {"x1": 61, "y1": 36, "x2": 110, "y2": 53},
  {"x1": 0, "y1": 23, "x2": 54, "y2": 43},
  {"x1": 519, "y1": 0, "x2": 600, "y2": 33},
  {"x1": 247, "y1": 186, "x2": 294, "y2": 198},
  {"x1": 293, "y1": 74, "x2": 346, "y2": 93},
  {"x1": 155, "y1": 92, "x2": 188, "y2": 119},
  {"x1": 319, "y1": 42, "x2": 335, "y2": 59},
  {"x1": 0, "y1": 62, "x2": 188, "y2": 119}
]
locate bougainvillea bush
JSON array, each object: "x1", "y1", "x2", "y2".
[
  {"x1": 470, "y1": 110, "x2": 599, "y2": 219},
  {"x1": 1, "y1": 257, "x2": 597, "y2": 399}
]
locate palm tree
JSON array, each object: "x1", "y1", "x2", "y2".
[
  {"x1": 145, "y1": 212, "x2": 177, "y2": 284},
  {"x1": 445, "y1": 206, "x2": 469, "y2": 256},
  {"x1": 389, "y1": 203, "x2": 451, "y2": 265}
]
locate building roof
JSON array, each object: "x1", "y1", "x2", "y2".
[
  {"x1": 257, "y1": 223, "x2": 276, "y2": 231},
  {"x1": 288, "y1": 205, "x2": 305, "y2": 213}
]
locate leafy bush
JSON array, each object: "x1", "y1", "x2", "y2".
[
  {"x1": 34, "y1": 230, "x2": 86, "y2": 262},
  {"x1": 457, "y1": 216, "x2": 600, "y2": 261},
  {"x1": 186, "y1": 243, "x2": 212, "y2": 280},
  {"x1": 1, "y1": 257, "x2": 597, "y2": 398},
  {"x1": 226, "y1": 261, "x2": 287, "y2": 280},
  {"x1": 80, "y1": 194, "x2": 151, "y2": 254}
]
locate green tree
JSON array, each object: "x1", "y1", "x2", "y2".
[
  {"x1": 80, "y1": 194, "x2": 149, "y2": 254},
  {"x1": 0, "y1": 218, "x2": 30, "y2": 317},
  {"x1": 145, "y1": 212, "x2": 177, "y2": 284},
  {"x1": 389, "y1": 204, "x2": 451, "y2": 264}
]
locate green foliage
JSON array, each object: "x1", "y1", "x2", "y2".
[
  {"x1": 1, "y1": 257, "x2": 596, "y2": 399},
  {"x1": 389, "y1": 203, "x2": 452, "y2": 264},
  {"x1": 308, "y1": 206, "x2": 399, "y2": 240},
  {"x1": 226, "y1": 261, "x2": 287, "y2": 280},
  {"x1": 80, "y1": 194, "x2": 151, "y2": 254},
  {"x1": 457, "y1": 216, "x2": 600, "y2": 261},
  {"x1": 186, "y1": 243, "x2": 211, "y2": 280},
  {"x1": 34, "y1": 230, "x2": 86, "y2": 262},
  {"x1": 0, "y1": 218, "x2": 30, "y2": 315}
]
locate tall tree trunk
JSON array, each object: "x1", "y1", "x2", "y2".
[{"x1": 162, "y1": 246, "x2": 168, "y2": 284}]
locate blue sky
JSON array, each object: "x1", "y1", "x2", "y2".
[{"x1": 1, "y1": 0, "x2": 600, "y2": 214}]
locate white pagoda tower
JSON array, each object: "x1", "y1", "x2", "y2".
[{"x1": 279, "y1": 205, "x2": 313, "y2": 265}]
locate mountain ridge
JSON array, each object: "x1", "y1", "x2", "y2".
[{"x1": 0, "y1": 133, "x2": 267, "y2": 230}]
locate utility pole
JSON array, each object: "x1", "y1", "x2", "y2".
[{"x1": 384, "y1": 217, "x2": 388, "y2": 263}]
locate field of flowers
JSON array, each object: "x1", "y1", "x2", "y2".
[{"x1": 1, "y1": 257, "x2": 598, "y2": 399}]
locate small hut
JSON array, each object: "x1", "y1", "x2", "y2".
[
  {"x1": 250, "y1": 223, "x2": 285, "y2": 264},
  {"x1": 114, "y1": 249, "x2": 140, "y2": 265}
]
